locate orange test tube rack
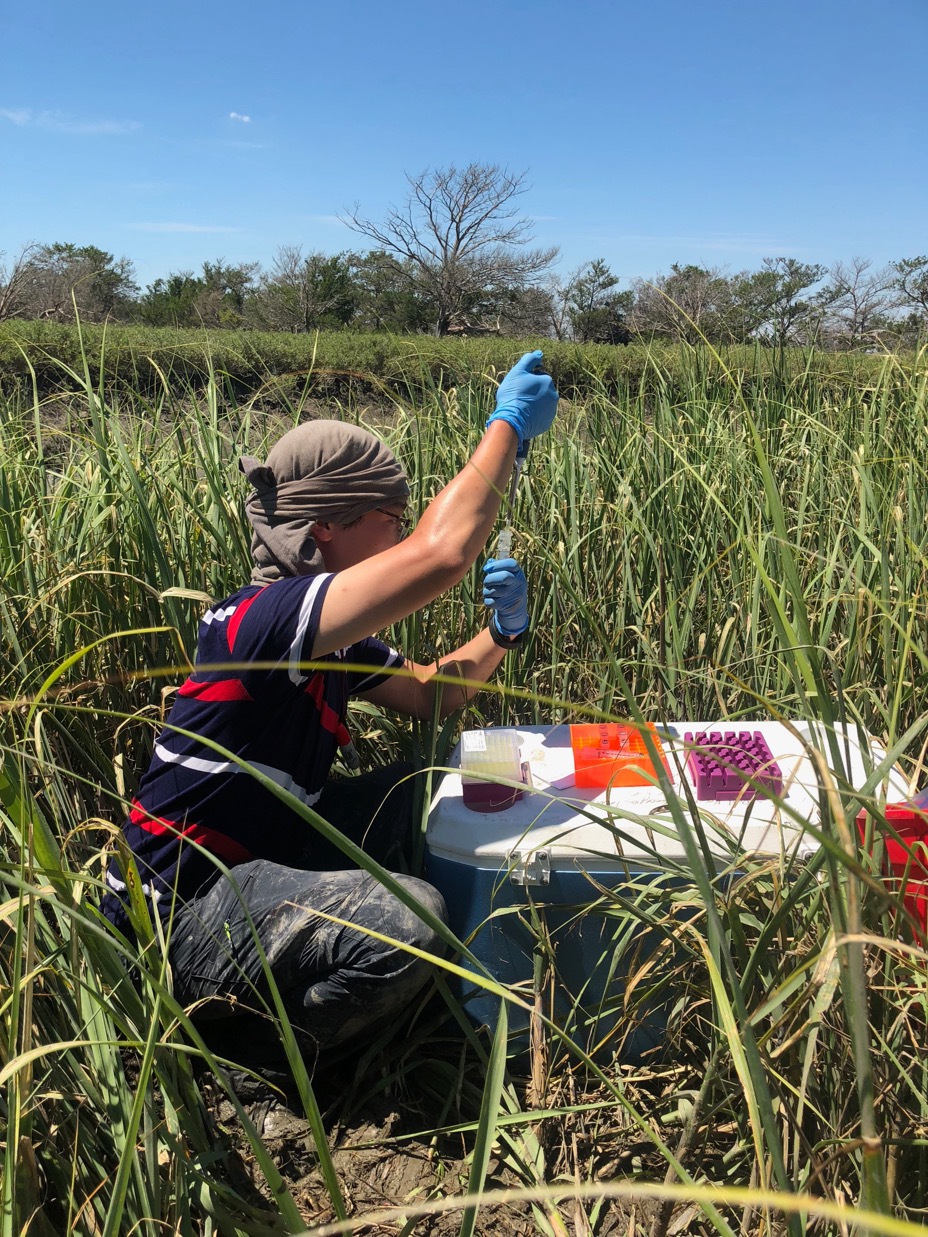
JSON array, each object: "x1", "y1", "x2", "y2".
[{"x1": 569, "y1": 723, "x2": 669, "y2": 789}]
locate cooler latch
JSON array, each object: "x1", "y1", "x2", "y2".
[{"x1": 508, "y1": 848, "x2": 551, "y2": 886}]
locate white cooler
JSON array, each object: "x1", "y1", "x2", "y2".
[{"x1": 425, "y1": 721, "x2": 906, "y2": 1059}]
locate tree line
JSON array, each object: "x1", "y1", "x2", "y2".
[{"x1": 1, "y1": 163, "x2": 926, "y2": 349}]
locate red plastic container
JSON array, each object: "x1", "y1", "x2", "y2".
[{"x1": 856, "y1": 804, "x2": 928, "y2": 938}]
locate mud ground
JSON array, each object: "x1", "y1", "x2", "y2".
[{"x1": 203, "y1": 1053, "x2": 696, "y2": 1236}]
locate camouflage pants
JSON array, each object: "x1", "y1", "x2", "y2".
[{"x1": 168, "y1": 765, "x2": 447, "y2": 1083}]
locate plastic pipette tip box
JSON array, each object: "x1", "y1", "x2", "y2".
[
  {"x1": 569, "y1": 723, "x2": 669, "y2": 789},
  {"x1": 684, "y1": 730, "x2": 784, "y2": 802}
]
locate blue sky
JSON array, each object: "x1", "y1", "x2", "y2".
[{"x1": 2, "y1": 0, "x2": 925, "y2": 291}]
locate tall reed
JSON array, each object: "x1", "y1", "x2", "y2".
[{"x1": 2, "y1": 332, "x2": 927, "y2": 1233}]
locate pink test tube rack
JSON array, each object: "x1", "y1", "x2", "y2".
[{"x1": 684, "y1": 730, "x2": 784, "y2": 802}]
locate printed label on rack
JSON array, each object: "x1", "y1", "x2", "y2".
[{"x1": 462, "y1": 731, "x2": 488, "y2": 753}]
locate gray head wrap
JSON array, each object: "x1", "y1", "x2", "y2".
[{"x1": 238, "y1": 420, "x2": 410, "y2": 585}]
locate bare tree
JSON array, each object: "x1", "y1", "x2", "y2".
[
  {"x1": 816, "y1": 257, "x2": 897, "y2": 348},
  {"x1": 544, "y1": 271, "x2": 576, "y2": 341},
  {"x1": 341, "y1": 163, "x2": 558, "y2": 336},
  {"x1": 8, "y1": 243, "x2": 138, "y2": 322},
  {"x1": 0, "y1": 243, "x2": 39, "y2": 321},
  {"x1": 499, "y1": 285, "x2": 556, "y2": 338},
  {"x1": 249, "y1": 246, "x2": 355, "y2": 332},
  {"x1": 629, "y1": 264, "x2": 744, "y2": 344}
]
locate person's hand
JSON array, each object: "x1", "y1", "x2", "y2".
[
  {"x1": 483, "y1": 557, "x2": 529, "y2": 636},
  {"x1": 486, "y1": 351, "x2": 558, "y2": 453}
]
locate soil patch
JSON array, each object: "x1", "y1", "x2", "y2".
[{"x1": 203, "y1": 1057, "x2": 677, "y2": 1235}]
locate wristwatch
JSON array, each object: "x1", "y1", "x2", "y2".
[{"x1": 489, "y1": 618, "x2": 526, "y2": 650}]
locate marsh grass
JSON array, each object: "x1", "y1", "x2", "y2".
[{"x1": 2, "y1": 329, "x2": 928, "y2": 1234}]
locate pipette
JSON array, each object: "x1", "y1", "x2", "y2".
[
  {"x1": 496, "y1": 443, "x2": 528, "y2": 559},
  {"x1": 494, "y1": 357, "x2": 547, "y2": 558}
]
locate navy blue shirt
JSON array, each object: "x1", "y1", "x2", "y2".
[{"x1": 102, "y1": 573, "x2": 403, "y2": 930}]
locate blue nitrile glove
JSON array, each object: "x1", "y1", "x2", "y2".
[
  {"x1": 482, "y1": 557, "x2": 529, "y2": 636},
  {"x1": 486, "y1": 350, "x2": 559, "y2": 453}
]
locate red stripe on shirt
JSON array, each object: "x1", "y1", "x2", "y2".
[
  {"x1": 226, "y1": 589, "x2": 264, "y2": 653},
  {"x1": 130, "y1": 802, "x2": 252, "y2": 864},
  {"x1": 177, "y1": 677, "x2": 253, "y2": 702},
  {"x1": 304, "y1": 672, "x2": 341, "y2": 735}
]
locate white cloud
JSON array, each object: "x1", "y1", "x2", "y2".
[
  {"x1": 229, "y1": 111, "x2": 251, "y2": 123},
  {"x1": 0, "y1": 107, "x2": 139, "y2": 135},
  {"x1": 129, "y1": 222, "x2": 245, "y2": 234}
]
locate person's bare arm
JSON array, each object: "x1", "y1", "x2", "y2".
[
  {"x1": 358, "y1": 627, "x2": 512, "y2": 720},
  {"x1": 311, "y1": 421, "x2": 519, "y2": 657}
]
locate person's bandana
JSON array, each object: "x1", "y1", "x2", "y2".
[{"x1": 239, "y1": 420, "x2": 409, "y2": 584}]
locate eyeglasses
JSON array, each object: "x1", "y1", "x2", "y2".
[{"x1": 374, "y1": 508, "x2": 411, "y2": 536}]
